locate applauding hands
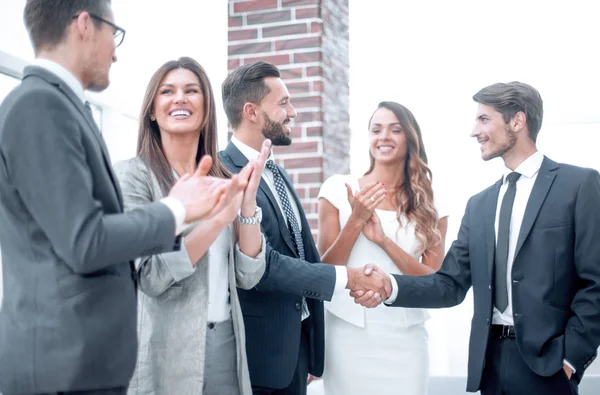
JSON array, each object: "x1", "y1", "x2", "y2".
[{"x1": 168, "y1": 139, "x2": 272, "y2": 226}]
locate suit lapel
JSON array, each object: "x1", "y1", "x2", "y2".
[
  {"x1": 278, "y1": 165, "x2": 317, "y2": 259},
  {"x1": 224, "y1": 143, "x2": 297, "y2": 255},
  {"x1": 26, "y1": 67, "x2": 124, "y2": 208},
  {"x1": 513, "y1": 157, "x2": 558, "y2": 260},
  {"x1": 259, "y1": 177, "x2": 298, "y2": 255},
  {"x1": 486, "y1": 179, "x2": 502, "y2": 282}
]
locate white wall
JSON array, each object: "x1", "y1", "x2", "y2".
[{"x1": 348, "y1": 0, "x2": 600, "y2": 377}]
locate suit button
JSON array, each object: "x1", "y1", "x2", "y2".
[
  {"x1": 486, "y1": 318, "x2": 490, "y2": 325},
  {"x1": 488, "y1": 285, "x2": 492, "y2": 290},
  {"x1": 295, "y1": 302, "x2": 302, "y2": 310}
]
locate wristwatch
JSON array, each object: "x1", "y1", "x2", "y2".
[{"x1": 237, "y1": 206, "x2": 262, "y2": 225}]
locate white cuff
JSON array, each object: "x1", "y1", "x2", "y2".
[
  {"x1": 160, "y1": 197, "x2": 186, "y2": 235},
  {"x1": 334, "y1": 266, "x2": 348, "y2": 294},
  {"x1": 384, "y1": 274, "x2": 398, "y2": 304},
  {"x1": 563, "y1": 359, "x2": 576, "y2": 373}
]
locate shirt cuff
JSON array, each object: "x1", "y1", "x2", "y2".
[
  {"x1": 160, "y1": 197, "x2": 186, "y2": 235},
  {"x1": 563, "y1": 359, "x2": 576, "y2": 373},
  {"x1": 384, "y1": 274, "x2": 399, "y2": 304},
  {"x1": 333, "y1": 266, "x2": 348, "y2": 294}
]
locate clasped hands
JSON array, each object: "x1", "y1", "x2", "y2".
[{"x1": 346, "y1": 264, "x2": 392, "y2": 308}]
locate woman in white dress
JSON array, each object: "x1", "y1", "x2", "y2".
[{"x1": 317, "y1": 101, "x2": 449, "y2": 395}]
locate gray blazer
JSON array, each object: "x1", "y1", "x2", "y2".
[
  {"x1": 114, "y1": 158, "x2": 266, "y2": 395},
  {"x1": 0, "y1": 66, "x2": 180, "y2": 394}
]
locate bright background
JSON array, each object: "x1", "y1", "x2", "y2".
[{"x1": 1, "y1": 0, "x2": 599, "y2": 385}]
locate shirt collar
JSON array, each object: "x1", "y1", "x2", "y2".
[
  {"x1": 231, "y1": 136, "x2": 275, "y2": 163},
  {"x1": 503, "y1": 150, "x2": 544, "y2": 183},
  {"x1": 33, "y1": 58, "x2": 86, "y2": 103}
]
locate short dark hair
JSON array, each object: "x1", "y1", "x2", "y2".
[
  {"x1": 473, "y1": 81, "x2": 544, "y2": 142},
  {"x1": 24, "y1": 0, "x2": 112, "y2": 53},
  {"x1": 222, "y1": 61, "x2": 280, "y2": 128}
]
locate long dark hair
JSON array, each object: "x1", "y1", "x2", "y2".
[
  {"x1": 137, "y1": 57, "x2": 230, "y2": 195},
  {"x1": 366, "y1": 101, "x2": 440, "y2": 254}
]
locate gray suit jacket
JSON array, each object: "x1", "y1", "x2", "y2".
[
  {"x1": 115, "y1": 158, "x2": 266, "y2": 395},
  {"x1": 0, "y1": 66, "x2": 180, "y2": 394}
]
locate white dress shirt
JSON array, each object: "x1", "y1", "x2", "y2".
[
  {"x1": 492, "y1": 150, "x2": 544, "y2": 326},
  {"x1": 207, "y1": 227, "x2": 233, "y2": 322},
  {"x1": 33, "y1": 58, "x2": 187, "y2": 235},
  {"x1": 231, "y1": 136, "x2": 348, "y2": 292}
]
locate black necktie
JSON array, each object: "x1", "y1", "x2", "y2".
[
  {"x1": 495, "y1": 172, "x2": 521, "y2": 312},
  {"x1": 264, "y1": 160, "x2": 309, "y2": 319}
]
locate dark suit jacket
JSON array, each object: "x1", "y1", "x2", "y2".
[
  {"x1": 0, "y1": 66, "x2": 180, "y2": 393},
  {"x1": 389, "y1": 157, "x2": 600, "y2": 392},
  {"x1": 220, "y1": 142, "x2": 337, "y2": 389}
]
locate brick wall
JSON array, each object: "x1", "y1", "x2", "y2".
[{"x1": 228, "y1": 0, "x2": 350, "y2": 237}]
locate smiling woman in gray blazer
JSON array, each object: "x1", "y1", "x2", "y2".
[{"x1": 114, "y1": 57, "x2": 270, "y2": 395}]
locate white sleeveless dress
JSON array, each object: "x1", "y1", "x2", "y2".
[{"x1": 318, "y1": 174, "x2": 448, "y2": 395}]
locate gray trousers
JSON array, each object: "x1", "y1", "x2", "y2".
[{"x1": 204, "y1": 320, "x2": 240, "y2": 395}]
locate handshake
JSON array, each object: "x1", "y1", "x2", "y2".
[{"x1": 346, "y1": 264, "x2": 393, "y2": 308}]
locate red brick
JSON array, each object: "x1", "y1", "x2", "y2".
[
  {"x1": 294, "y1": 51, "x2": 322, "y2": 63},
  {"x1": 234, "y1": 0, "x2": 278, "y2": 13},
  {"x1": 298, "y1": 172, "x2": 323, "y2": 183},
  {"x1": 306, "y1": 65, "x2": 323, "y2": 77},
  {"x1": 296, "y1": 6, "x2": 320, "y2": 19},
  {"x1": 276, "y1": 36, "x2": 321, "y2": 51},
  {"x1": 290, "y1": 126, "x2": 302, "y2": 138},
  {"x1": 286, "y1": 81, "x2": 310, "y2": 94},
  {"x1": 311, "y1": 80, "x2": 324, "y2": 92},
  {"x1": 291, "y1": 95, "x2": 322, "y2": 108},
  {"x1": 228, "y1": 28, "x2": 259, "y2": 41},
  {"x1": 263, "y1": 23, "x2": 307, "y2": 38},
  {"x1": 308, "y1": 187, "x2": 320, "y2": 198},
  {"x1": 229, "y1": 16, "x2": 243, "y2": 27},
  {"x1": 228, "y1": 58, "x2": 241, "y2": 70},
  {"x1": 247, "y1": 10, "x2": 292, "y2": 25},
  {"x1": 282, "y1": 0, "x2": 320, "y2": 6},
  {"x1": 301, "y1": 202, "x2": 312, "y2": 212},
  {"x1": 228, "y1": 41, "x2": 272, "y2": 56},
  {"x1": 284, "y1": 156, "x2": 323, "y2": 169},
  {"x1": 306, "y1": 126, "x2": 323, "y2": 137},
  {"x1": 307, "y1": 218, "x2": 318, "y2": 230},
  {"x1": 243, "y1": 54, "x2": 291, "y2": 66},
  {"x1": 295, "y1": 110, "x2": 322, "y2": 123},
  {"x1": 310, "y1": 21, "x2": 322, "y2": 34},
  {"x1": 280, "y1": 67, "x2": 304, "y2": 80},
  {"x1": 273, "y1": 141, "x2": 319, "y2": 155}
]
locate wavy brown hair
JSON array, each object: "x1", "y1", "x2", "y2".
[
  {"x1": 137, "y1": 57, "x2": 230, "y2": 195},
  {"x1": 366, "y1": 101, "x2": 440, "y2": 255}
]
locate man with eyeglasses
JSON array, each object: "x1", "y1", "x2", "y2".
[{"x1": 0, "y1": 1, "x2": 240, "y2": 394}]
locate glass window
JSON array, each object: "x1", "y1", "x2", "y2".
[{"x1": 0, "y1": 72, "x2": 20, "y2": 105}]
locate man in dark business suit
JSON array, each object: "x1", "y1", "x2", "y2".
[
  {"x1": 0, "y1": 1, "x2": 239, "y2": 394},
  {"x1": 220, "y1": 61, "x2": 391, "y2": 395},
  {"x1": 357, "y1": 82, "x2": 600, "y2": 394}
]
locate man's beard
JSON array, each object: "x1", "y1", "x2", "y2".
[
  {"x1": 483, "y1": 125, "x2": 517, "y2": 161},
  {"x1": 261, "y1": 114, "x2": 292, "y2": 146}
]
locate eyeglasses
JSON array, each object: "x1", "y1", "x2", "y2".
[{"x1": 72, "y1": 12, "x2": 126, "y2": 48}]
